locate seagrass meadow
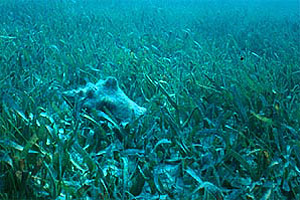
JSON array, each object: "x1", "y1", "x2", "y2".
[{"x1": 0, "y1": 0, "x2": 299, "y2": 199}]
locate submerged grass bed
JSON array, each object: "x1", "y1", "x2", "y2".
[{"x1": 0, "y1": 0, "x2": 299, "y2": 199}]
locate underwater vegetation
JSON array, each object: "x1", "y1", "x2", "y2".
[{"x1": 0, "y1": 0, "x2": 299, "y2": 199}]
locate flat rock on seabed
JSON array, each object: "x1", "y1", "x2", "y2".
[{"x1": 63, "y1": 76, "x2": 146, "y2": 123}]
